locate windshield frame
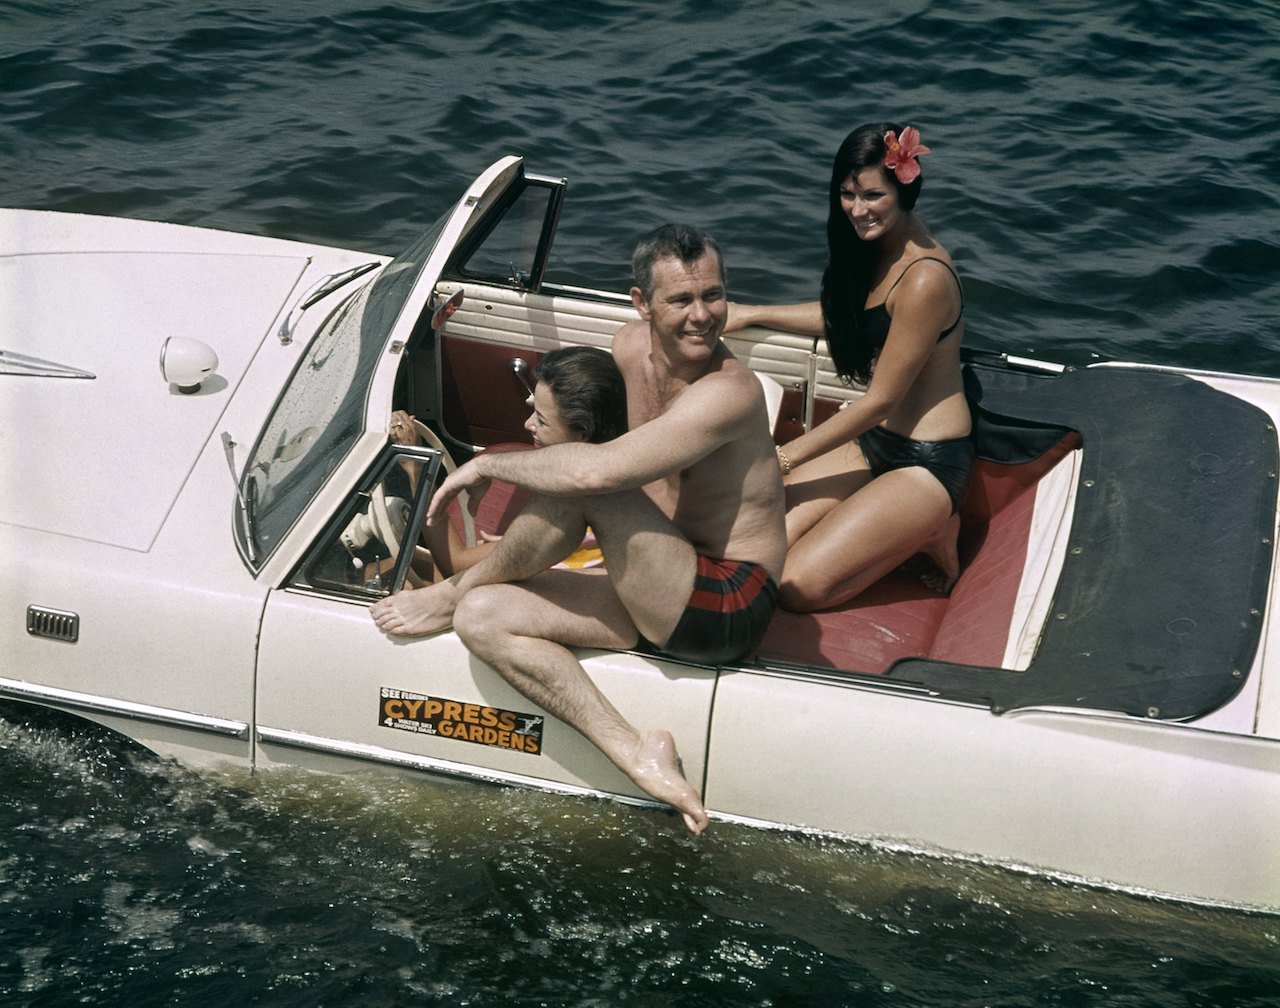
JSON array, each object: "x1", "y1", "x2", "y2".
[{"x1": 234, "y1": 212, "x2": 450, "y2": 571}]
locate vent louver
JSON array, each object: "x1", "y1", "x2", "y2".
[{"x1": 26, "y1": 606, "x2": 80, "y2": 643}]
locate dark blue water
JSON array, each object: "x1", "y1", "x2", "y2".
[{"x1": 4, "y1": 0, "x2": 1280, "y2": 1003}]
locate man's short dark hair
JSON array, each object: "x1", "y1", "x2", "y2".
[{"x1": 631, "y1": 224, "x2": 726, "y2": 303}]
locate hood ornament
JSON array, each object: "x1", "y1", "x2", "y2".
[{"x1": 0, "y1": 349, "x2": 96, "y2": 379}]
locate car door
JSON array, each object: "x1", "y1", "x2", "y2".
[{"x1": 252, "y1": 159, "x2": 716, "y2": 806}]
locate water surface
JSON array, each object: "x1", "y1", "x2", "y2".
[{"x1": 3, "y1": 1, "x2": 1279, "y2": 1003}]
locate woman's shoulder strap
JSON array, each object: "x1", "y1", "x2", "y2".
[{"x1": 887, "y1": 256, "x2": 962, "y2": 297}]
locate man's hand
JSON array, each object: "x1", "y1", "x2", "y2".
[{"x1": 426, "y1": 457, "x2": 491, "y2": 526}]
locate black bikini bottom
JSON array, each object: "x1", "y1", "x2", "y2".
[{"x1": 857, "y1": 425, "x2": 976, "y2": 513}]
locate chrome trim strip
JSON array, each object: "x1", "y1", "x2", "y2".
[
  {"x1": 742, "y1": 660, "x2": 942, "y2": 697},
  {"x1": 0, "y1": 348, "x2": 96, "y2": 379},
  {"x1": 255, "y1": 725, "x2": 659, "y2": 809},
  {"x1": 1003, "y1": 354, "x2": 1067, "y2": 374},
  {"x1": 0, "y1": 677, "x2": 249, "y2": 739},
  {"x1": 1091, "y1": 360, "x2": 1280, "y2": 386}
]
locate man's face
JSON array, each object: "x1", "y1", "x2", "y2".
[{"x1": 632, "y1": 250, "x2": 727, "y2": 364}]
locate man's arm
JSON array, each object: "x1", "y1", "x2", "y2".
[{"x1": 426, "y1": 366, "x2": 763, "y2": 525}]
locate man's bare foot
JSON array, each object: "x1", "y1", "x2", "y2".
[
  {"x1": 626, "y1": 730, "x2": 709, "y2": 835},
  {"x1": 919, "y1": 513, "x2": 961, "y2": 594},
  {"x1": 370, "y1": 580, "x2": 458, "y2": 636}
]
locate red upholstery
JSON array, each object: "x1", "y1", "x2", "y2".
[
  {"x1": 927, "y1": 483, "x2": 1037, "y2": 667},
  {"x1": 758, "y1": 435, "x2": 1080, "y2": 673},
  {"x1": 446, "y1": 443, "x2": 535, "y2": 539},
  {"x1": 759, "y1": 574, "x2": 950, "y2": 670}
]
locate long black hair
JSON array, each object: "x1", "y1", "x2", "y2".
[{"x1": 819, "y1": 122, "x2": 923, "y2": 383}]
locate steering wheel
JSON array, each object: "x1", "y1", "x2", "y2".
[
  {"x1": 368, "y1": 485, "x2": 410, "y2": 564},
  {"x1": 341, "y1": 486, "x2": 409, "y2": 569},
  {"x1": 409, "y1": 418, "x2": 476, "y2": 548}
]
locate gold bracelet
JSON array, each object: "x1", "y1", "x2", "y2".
[{"x1": 775, "y1": 445, "x2": 792, "y2": 475}]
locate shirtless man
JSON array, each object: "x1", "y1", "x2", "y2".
[{"x1": 370, "y1": 224, "x2": 786, "y2": 833}]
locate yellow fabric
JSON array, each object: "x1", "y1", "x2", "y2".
[{"x1": 553, "y1": 527, "x2": 603, "y2": 570}]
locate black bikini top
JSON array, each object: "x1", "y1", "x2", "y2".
[{"x1": 862, "y1": 257, "x2": 964, "y2": 351}]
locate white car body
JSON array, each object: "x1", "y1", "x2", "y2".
[{"x1": 4, "y1": 157, "x2": 1279, "y2": 914}]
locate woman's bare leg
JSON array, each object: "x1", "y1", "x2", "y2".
[
  {"x1": 918, "y1": 512, "x2": 962, "y2": 593},
  {"x1": 779, "y1": 465, "x2": 953, "y2": 612},
  {"x1": 780, "y1": 438, "x2": 873, "y2": 547}
]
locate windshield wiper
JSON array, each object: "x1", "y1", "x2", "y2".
[
  {"x1": 278, "y1": 260, "x2": 380, "y2": 344},
  {"x1": 245, "y1": 474, "x2": 260, "y2": 561},
  {"x1": 222, "y1": 432, "x2": 258, "y2": 564}
]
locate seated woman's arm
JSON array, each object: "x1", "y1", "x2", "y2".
[
  {"x1": 775, "y1": 266, "x2": 960, "y2": 470},
  {"x1": 725, "y1": 300, "x2": 825, "y2": 337}
]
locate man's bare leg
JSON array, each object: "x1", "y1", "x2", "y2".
[
  {"x1": 377, "y1": 488, "x2": 708, "y2": 830},
  {"x1": 468, "y1": 490, "x2": 705, "y2": 830},
  {"x1": 371, "y1": 500, "x2": 587, "y2": 637},
  {"x1": 373, "y1": 488, "x2": 696, "y2": 643},
  {"x1": 454, "y1": 574, "x2": 709, "y2": 834},
  {"x1": 371, "y1": 576, "x2": 458, "y2": 636}
]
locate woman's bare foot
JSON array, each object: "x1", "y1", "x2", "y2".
[
  {"x1": 626, "y1": 730, "x2": 709, "y2": 835},
  {"x1": 370, "y1": 580, "x2": 458, "y2": 636},
  {"x1": 919, "y1": 512, "x2": 961, "y2": 594}
]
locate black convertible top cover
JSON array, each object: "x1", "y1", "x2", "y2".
[{"x1": 889, "y1": 361, "x2": 1278, "y2": 721}]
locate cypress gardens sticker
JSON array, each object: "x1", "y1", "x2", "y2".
[{"x1": 379, "y1": 687, "x2": 544, "y2": 754}]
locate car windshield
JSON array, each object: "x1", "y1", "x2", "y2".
[{"x1": 236, "y1": 213, "x2": 448, "y2": 570}]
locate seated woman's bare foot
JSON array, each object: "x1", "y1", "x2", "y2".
[
  {"x1": 627, "y1": 730, "x2": 710, "y2": 835},
  {"x1": 919, "y1": 513, "x2": 961, "y2": 594},
  {"x1": 370, "y1": 580, "x2": 458, "y2": 636}
]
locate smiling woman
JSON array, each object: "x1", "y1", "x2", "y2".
[{"x1": 727, "y1": 122, "x2": 972, "y2": 612}]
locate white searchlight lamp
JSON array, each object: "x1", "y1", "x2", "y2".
[{"x1": 160, "y1": 337, "x2": 219, "y2": 393}]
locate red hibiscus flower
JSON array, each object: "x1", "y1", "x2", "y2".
[{"x1": 883, "y1": 127, "x2": 931, "y2": 184}]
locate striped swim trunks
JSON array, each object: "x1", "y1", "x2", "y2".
[{"x1": 644, "y1": 556, "x2": 778, "y2": 665}]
